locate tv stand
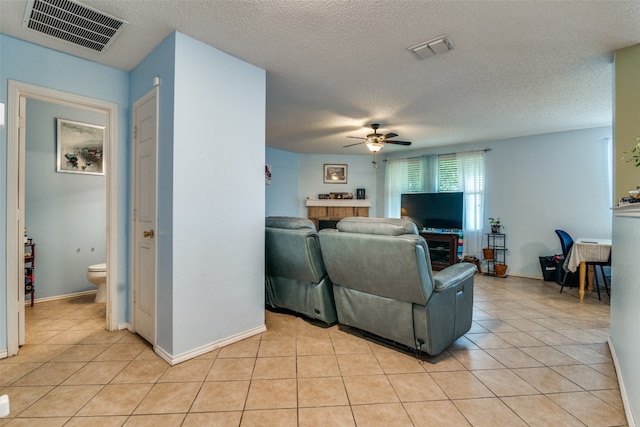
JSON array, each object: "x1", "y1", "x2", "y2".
[{"x1": 419, "y1": 231, "x2": 460, "y2": 271}]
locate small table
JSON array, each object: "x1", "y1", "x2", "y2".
[{"x1": 564, "y1": 238, "x2": 611, "y2": 300}]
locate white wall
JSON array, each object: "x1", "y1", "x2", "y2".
[
  {"x1": 611, "y1": 209, "x2": 640, "y2": 426},
  {"x1": 610, "y1": 43, "x2": 640, "y2": 426}
]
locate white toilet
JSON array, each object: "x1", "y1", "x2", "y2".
[{"x1": 87, "y1": 263, "x2": 107, "y2": 303}]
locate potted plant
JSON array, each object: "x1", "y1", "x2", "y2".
[
  {"x1": 494, "y1": 264, "x2": 508, "y2": 277},
  {"x1": 489, "y1": 217, "x2": 502, "y2": 233},
  {"x1": 622, "y1": 137, "x2": 640, "y2": 167}
]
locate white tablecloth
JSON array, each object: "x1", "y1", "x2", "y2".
[{"x1": 564, "y1": 238, "x2": 612, "y2": 272}]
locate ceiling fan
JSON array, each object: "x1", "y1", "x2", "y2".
[{"x1": 343, "y1": 123, "x2": 412, "y2": 153}]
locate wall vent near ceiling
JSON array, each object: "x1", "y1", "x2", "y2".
[{"x1": 22, "y1": 0, "x2": 128, "y2": 52}]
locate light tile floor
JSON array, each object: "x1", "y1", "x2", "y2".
[{"x1": 0, "y1": 275, "x2": 627, "y2": 426}]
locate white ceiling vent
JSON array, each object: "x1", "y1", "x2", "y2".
[
  {"x1": 22, "y1": 0, "x2": 128, "y2": 52},
  {"x1": 408, "y1": 35, "x2": 455, "y2": 60}
]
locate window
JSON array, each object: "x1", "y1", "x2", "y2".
[
  {"x1": 437, "y1": 154, "x2": 459, "y2": 192},
  {"x1": 406, "y1": 157, "x2": 423, "y2": 193},
  {"x1": 385, "y1": 150, "x2": 485, "y2": 256}
]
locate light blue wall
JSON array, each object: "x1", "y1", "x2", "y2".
[
  {"x1": 298, "y1": 154, "x2": 379, "y2": 217},
  {"x1": 265, "y1": 147, "x2": 300, "y2": 216},
  {"x1": 130, "y1": 32, "x2": 176, "y2": 352},
  {"x1": 130, "y1": 32, "x2": 266, "y2": 357},
  {"x1": 264, "y1": 150, "x2": 379, "y2": 219},
  {"x1": 25, "y1": 99, "x2": 107, "y2": 299},
  {"x1": 1, "y1": 34, "x2": 129, "y2": 352},
  {"x1": 483, "y1": 127, "x2": 612, "y2": 278},
  {"x1": 379, "y1": 126, "x2": 613, "y2": 277},
  {"x1": 171, "y1": 32, "x2": 266, "y2": 356}
]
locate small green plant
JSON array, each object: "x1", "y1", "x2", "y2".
[
  {"x1": 489, "y1": 217, "x2": 502, "y2": 233},
  {"x1": 622, "y1": 137, "x2": 640, "y2": 167}
]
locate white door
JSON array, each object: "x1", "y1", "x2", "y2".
[
  {"x1": 132, "y1": 88, "x2": 158, "y2": 345},
  {"x1": 17, "y1": 95, "x2": 27, "y2": 346}
]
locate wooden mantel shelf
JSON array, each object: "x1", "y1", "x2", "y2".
[
  {"x1": 612, "y1": 203, "x2": 640, "y2": 218},
  {"x1": 305, "y1": 199, "x2": 371, "y2": 229},
  {"x1": 305, "y1": 199, "x2": 371, "y2": 207}
]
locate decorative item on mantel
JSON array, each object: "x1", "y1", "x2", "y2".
[
  {"x1": 330, "y1": 192, "x2": 353, "y2": 199},
  {"x1": 619, "y1": 185, "x2": 640, "y2": 205}
]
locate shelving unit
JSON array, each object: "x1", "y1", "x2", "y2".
[
  {"x1": 24, "y1": 239, "x2": 36, "y2": 306},
  {"x1": 483, "y1": 233, "x2": 508, "y2": 277}
]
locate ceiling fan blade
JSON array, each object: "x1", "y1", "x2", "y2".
[
  {"x1": 347, "y1": 136, "x2": 366, "y2": 140},
  {"x1": 385, "y1": 140, "x2": 412, "y2": 146},
  {"x1": 343, "y1": 141, "x2": 366, "y2": 148},
  {"x1": 383, "y1": 132, "x2": 398, "y2": 139}
]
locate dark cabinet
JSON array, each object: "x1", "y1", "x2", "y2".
[{"x1": 420, "y1": 232, "x2": 460, "y2": 271}]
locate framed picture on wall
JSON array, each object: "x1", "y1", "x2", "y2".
[
  {"x1": 56, "y1": 118, "x2": 105, "y2": 175},
  {"x1": 324, "y1": 164, "x2": 348, "y2": 184}
]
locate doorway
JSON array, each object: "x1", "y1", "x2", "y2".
[{"x1": 6, "y1": 80, "x2": 120, "y2": 356}]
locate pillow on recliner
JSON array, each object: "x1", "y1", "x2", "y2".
[
  {"x1": 266, "y1": 216, "x2": 316, "y2": 231},
  {"x1": 336, "y1": 217, "x2": 418, "y2": 236}
]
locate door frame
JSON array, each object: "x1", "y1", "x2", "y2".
[
  {"x1": 131, "y1": 87, "x2": 159, "y2": 345},
  {"x1": 6, "y1": 80, "x2": 120, "y2": 356}
]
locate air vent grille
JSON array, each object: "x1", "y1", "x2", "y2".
[{"x1": 23, "y1": 0, "x2": 127, "y2": 52}]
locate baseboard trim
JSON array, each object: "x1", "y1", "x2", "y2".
[
  {"x1": 154, "y1": 324, "x2": 267, "y2": 366},
  {"x1": 28, "y1": 290, "x2": 97, "y2": 305},
  {"x1": 0, "y1": 349, "x2": 7, "y2": 360},
  {"x1": 608, "y1": 337, "x2": 635, "y2": 427},
  {"x1": 118, "y1": 322, "x2": 132, "y2": 331}
]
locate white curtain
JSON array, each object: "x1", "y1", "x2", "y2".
[
  {"x1": 385, "y1": 158, "x2": 410, "y2": 217},
  {"x1": 457, "y1": 151, "x2": 485, "y2": 258},
  {"x1": 421, "y1": 155, "x2": 438, "y2": 193},
  {"x1": 385, "y1": 155, "x2": 438, "y2": 217}
]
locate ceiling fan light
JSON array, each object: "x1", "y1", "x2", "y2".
[{"x1": 367, "y1": 142, "x2": 384, "y2": 153}]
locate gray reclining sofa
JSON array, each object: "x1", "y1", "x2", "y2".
[
  {"x1": 319, "y1": 217, "x2": 476, "y2": 355},
  {"x1": 265, "y1": 216, "x2": 337, "y2": 324}
]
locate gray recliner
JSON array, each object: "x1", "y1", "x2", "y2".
[
  {"x1": 319, "y1": 217, "x2": 476, "y2": 355},
  {"x1": 265, "y1": 216, "x2": 337, "y2": 324}
]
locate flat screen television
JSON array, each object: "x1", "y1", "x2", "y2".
[{"x1": 401, "y1": 192, "x2": 464, "y2": 230}]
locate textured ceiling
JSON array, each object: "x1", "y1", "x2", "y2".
[{"x1": 2, "y1": 0, "x2": 640, "y2": 154}]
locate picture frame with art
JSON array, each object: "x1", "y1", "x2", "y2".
[
  {"x1": 323, "y1": 164, "x2": 347, "y2": 184},
  {"x1": 57, "y1": 118, "x2": 105, "y2": 175}
]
